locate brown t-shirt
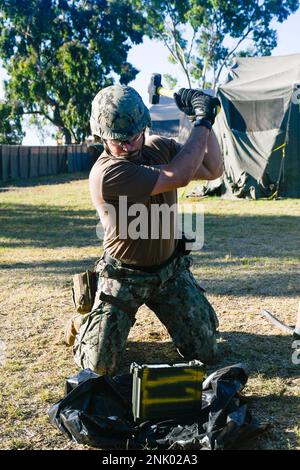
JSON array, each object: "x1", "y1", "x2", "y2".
[{"x1": 89, "y1": 135, "x2": 182, "y2": 266}]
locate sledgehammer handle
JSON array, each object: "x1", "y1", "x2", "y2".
[
  {"x1": 156, "y1": 86, "x2": 175, "y2": 99},
  {"x1": 294, "y1": 301, "x2": 300, "y2": 338}
]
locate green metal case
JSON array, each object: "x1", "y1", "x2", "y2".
[{"x1": 130, "y1": 360, "x2": 205, "y2": 422}]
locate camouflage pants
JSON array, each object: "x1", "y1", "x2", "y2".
[{"x1": 73, "y1": 253, "x2": 219, "y2": 375}]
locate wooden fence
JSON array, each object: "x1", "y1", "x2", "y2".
[{"x1": 0, "y1": 144, "x2": 100, "y2": 181}]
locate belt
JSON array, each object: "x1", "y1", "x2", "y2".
[{"x1": 103, "y1": 246, "x2": 180, "y2": 274}]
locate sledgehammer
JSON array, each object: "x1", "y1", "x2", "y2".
[
  {"x1": 148, "y1": 73, "x2": 221, "y2": 116},
  {"x1": 261, "y1": 301, "x2": 300, "y2": 340},
  {"x1": 148, "y1": 73, "x2": 175, "y2": 104}
]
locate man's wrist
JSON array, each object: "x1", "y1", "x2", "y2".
[{"x1": 193, "y1": 117, "x2": 212, "y2": 130}]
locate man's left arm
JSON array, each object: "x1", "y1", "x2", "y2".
[{"x1": 192, "y1": 130, "x2": 223, "y2": 180}]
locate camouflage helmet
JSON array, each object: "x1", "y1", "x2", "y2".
[{"x1": 90, "y1": 84, "x2": 151, "y2": 141}]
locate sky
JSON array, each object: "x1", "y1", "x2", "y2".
[
  {"x1": 1, "y1": 7, "x2": 300, "y2": 145},
  {"x1": 129, "y1": 7, "x2": 300, "y2": 104}
]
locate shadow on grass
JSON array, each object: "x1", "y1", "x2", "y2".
[
  {"x1": 216, "y1": 331, "x2": 299, "y2": 379},
  {"x1": 0, "y1": 172, "x2": 89, "y2": 191},
  {"x1": 121, "y1": 332, "x2": 299, "y2": 380},
  {"x1": 191, "y1": 211, "x2": 300, "y2": 296},
  {"x1": 197, "y1": 271, "x2": 300, "y2": 296},
  {"x1": 1, "y1": 201, "x2": 299, "y2": 296},
  {"x1": 0, "y1": 203, "x2": 100, "y2": 249},
  {"x1": 1, "y1": 199, "x2": 299, "y2": 253},
  {"x1": 0, "y1": 258, "x2": 102, "y2": 280},
  {"x1": 195, "y1": 212, "x2": 300, "y2": 260}
]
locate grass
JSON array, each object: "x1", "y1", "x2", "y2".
[{"x1": 0, "y1": 172, "x2": 299, "y2": 450}]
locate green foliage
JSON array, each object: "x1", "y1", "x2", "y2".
[
  {"x1": 0, "y1": 0, "x2": 145, "y2": 143},
  {"x1": 133, "y1": 0, "x2": 299, "y2": 88},
  {"x1": 0, "y1": 100, "x2": 24, "y2": 144},
  {"x1": 163, "y1": 73, "x2": 178, "y2": 89}
]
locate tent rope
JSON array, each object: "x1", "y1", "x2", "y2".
[{"x1": 269, "y1": 99, "x2": 293, "y2": 200}]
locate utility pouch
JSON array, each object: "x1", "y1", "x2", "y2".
[{"x1": 72, "y1": 270, "x2": 97, "y2": 314}]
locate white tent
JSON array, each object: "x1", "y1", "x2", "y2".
[{"x1": 149, "y1": 96, "x2": 192, "y2": 144}]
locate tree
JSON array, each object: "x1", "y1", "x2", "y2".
[
  {"x1": 0, "y1": 100, "x2": 24, "y2": 144},
  {"x1": 133, "y1": 0, "x2": 299, "y2": 89},
  {"x1": 0, "y1": 0, "x2": 145, "y2": 144}
]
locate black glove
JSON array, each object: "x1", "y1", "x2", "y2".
[
  {"x1": 191, "y1": 93, "x2": 221, "y2": 126},
  {"x1": 174, "y1": 88, "x2": 204, "y2": 121},
  {"x1": 174, "y1": 88, "x2": 220, "y2": 125}
]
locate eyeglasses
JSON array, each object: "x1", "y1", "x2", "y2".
[{"x1": 108, "y1": 132, "x2": 143, "y2": 147}]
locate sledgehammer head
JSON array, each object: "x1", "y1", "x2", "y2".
[{"x1": 148, "y1": 73, "x2": 162, "y2": 104}]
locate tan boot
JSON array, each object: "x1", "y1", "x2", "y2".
[{"x1": 64, "y1": 314, "x2": 84, "y2": 347}]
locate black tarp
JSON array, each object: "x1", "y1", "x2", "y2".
[{"x1": 48, "y1": 363, "x2": 268, "y2": 450}]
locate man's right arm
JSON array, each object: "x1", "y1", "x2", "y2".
[
  {"x1": 151, "y1": 89, "x2": 221, "y2": 196},
  {"x1": 150, "y1": 125, "x2": 209, "y2": 196}
]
